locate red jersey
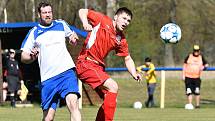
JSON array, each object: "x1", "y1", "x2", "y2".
[{"x1": 77, "y1": 10, "x2": 129, "y2": 66}]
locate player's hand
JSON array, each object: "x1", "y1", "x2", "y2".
[
  {"x1": 30, "y1": 47, "x2": 39, "y2": 60},
  {"x1": 83, "y1": 23, "x2": 93, "y2": 32},
  {"x1": 69, "y1": 31, "x2": 79, "y2": 46},
  {"x1": 144, "y1": 73, "x2": 149, "y2": 77},
  {"x1": 182, "y1": 76, "x2": 185, "y2": 82},
  {"x1": 133, "y1": 73, "x2": 142, "y2": 82},
  {"x1": 17, "y1": 90, "x2": 21, "y2": 95},
  {"x1": 20, "y1": 80, "x2": 24, "y2": 84}
]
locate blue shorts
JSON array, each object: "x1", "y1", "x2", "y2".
[{"x1": 41, "y1": 68, "x2": 80, "y2": 110}]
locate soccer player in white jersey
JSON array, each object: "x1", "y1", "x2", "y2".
[{"x1": 20, "y1": 2, "x2": 81, "y2": 121}]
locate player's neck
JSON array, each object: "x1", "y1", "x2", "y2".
[{"x1": 112, "y1": 20, "x2": 121, "y2": 33}]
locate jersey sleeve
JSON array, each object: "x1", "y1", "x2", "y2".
[
  {"x1": 20, "y1": 28, "x2": 36, "y2": 53},
  {"x1": 147, "y1": 63, "x2": 155, "y2": 74},
  {"x1": 136, "y1": 65, "x2": 146, "y2": 73},
  {"x1": 115, "y1": 37, "x2": 129, "y2": 57},
  {"x1": 88, "y1": 10, "x2": 104, "y2": 27},
  {"x1": 60, "y1": 20, "x2": 74, "y2": 37}
]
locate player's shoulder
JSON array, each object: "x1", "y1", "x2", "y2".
[
  {"x1": 150, "y1": 63, "x2": 155, "y2": 65},
  {"x1": 55, "y1": 19, "x2": 70, "y2": 25},
  {"x1": 55, "y1": 19, "x2": 66, "y2": 23},
  {"x1": 101, "y1": 15, "x2": 112, "y2": 24},
  {"x1": 141, "y1": 64, "x2": 147, "y2": 68},
  {"x1": 89, "y1": 9, "x2": 105, "y2": 17},
  {"x1": 26, "y1": 26, "x2": 38, "y2": 36},
  {"x1": 149, "y1": 63, "x2": 155, "y2": 67},
  {"x1": 30, "y1": 26, "x2": 38, "y2": 32}
]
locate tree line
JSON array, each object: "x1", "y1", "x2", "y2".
[{"x1": 0, "y1": 0, "x2": 215, "y2": 67}]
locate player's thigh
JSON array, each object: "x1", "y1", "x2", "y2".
[
  {"x1": 59, "y1": 69, "x2": 80, "y2": 99},
  {"x1": 77, "y1": 60, "x2": 110, "y2": 89},
  {"x1": 194, "y1": 78, "x2": 201, "y2": 88},
  {"x1": 148, "y1": 83, "x2": 156, "y2": 95}
]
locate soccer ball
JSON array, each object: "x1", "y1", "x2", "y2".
[
  {"x1": 133, "y1": 101, "x2": 142, "y2": 109},
  {"x1": 160, "y1": 23, "x2": 182, "y2": 44},
  {"x1": 185, "y1": 103, "x2": 194, "y2": 110}
]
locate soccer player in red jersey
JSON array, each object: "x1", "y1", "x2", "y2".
[{"x1": 76, "y1": 7, "x2": 141, "y2": 121}]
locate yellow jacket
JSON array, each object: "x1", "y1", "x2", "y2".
[{"x1": 137, "y1": 63, "x2": 157, "y2": 83}]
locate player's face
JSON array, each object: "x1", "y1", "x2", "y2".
[
  {"x1": 114, "y1": 12, "x2": 131, "y2": 31},
  {"x1": 9, "y1": 52, "x2": 15, "y2": 58},
  {"x1": 193, "y1": 50, "x2": 200, "y2": 56},
  {"x1": 38, "y1": 6, "x2": 53, "y2": 26},
  {"x1": 145, "y1": 62, "x2": 151, "y2": 66}
]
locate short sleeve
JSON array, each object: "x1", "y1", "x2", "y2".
[
  {"x1": 20, "y1": 28, "x2": 36, "y2": 53},
  {"x1": 61, "y1": 20, "x2": 73, "y2": 37},
  {"x1": 88, "y1": 10, "x2": 104, "y2": 27}
]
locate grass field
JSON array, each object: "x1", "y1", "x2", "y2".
[
  {"x1": 0, "y1": 106, "x2": 215, "y2": 121},
  {"x1": 1, "y1": 74, "x2": 215, "y2": 121}
]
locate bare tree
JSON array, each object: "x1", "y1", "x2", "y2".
[
  {"x1": 31, "y1": 0, "x2": 36, "y2": 21},
  {"x1": 0, "y1": 0, "x2": 10, "y2": 104},
  {"x1": 164, "y1": 0, "x2": 177, "y2": 67},
  {"x1": 105, "y1": 0, "x2": 117, "y2": 67},
  {"x1": 106, "y1": 0, "x2": 116, "y2": 18},
  {"x1": 0, "y1": 0, "x2": 10, "y2": 18},
  {"x1": 57, "y1": 0, "x2": 63, "y2": 19}
]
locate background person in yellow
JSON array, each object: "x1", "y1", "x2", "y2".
[
  {"x1": 183, "y1": 45, "x2": 209, "y2": 109},
  {"x1": 137, "y1": 57, "x2": 157, "y2": 108}
]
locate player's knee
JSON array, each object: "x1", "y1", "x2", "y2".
[
  {"x1": 109, "y1": 82, "x2": 118, "y2": 93},
  {"x1": 43, "y1": 109, "x2": 55, "y2": 121},
  {"x1": 105, "y1": 79, "x2": 118, "y2": 93},
  {"x1": 194, "y1": 87, "x2": 200, "y2": 95},
  {"x1": 66, "y1": 94, "x2": 79, "y2": 111},
  {"x1": 186, "y1": 88, "x2": 192, "y2": 95}
]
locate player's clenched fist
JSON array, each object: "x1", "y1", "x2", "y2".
[
  {"x1": 69, "y1": 31, "x2": 79, "y2": 45},
  {"x1": 83, "y1": 23, "x2": 93, "y2": 32}
]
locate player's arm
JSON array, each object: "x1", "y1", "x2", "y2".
[
  {"x1": 79, "y1": 9, "x2": 92, "y2": 31},
  {"x1": 202, "y1": 55, "x2": 209, "y2": 68},
  {"x1": 21, "y1": 28, "x2": 39, "y2": 64},
  {"x1": 136, "y1": 65, "x2": 145, "y2": 74},
  {"x1": 61, "y1": 20, "x2": 79, "y2": 45},
  {"x1": 124, "y1": 55, "x2": 141, "y2": 81},
  {"x1": 182, "y1": 63, "x2": 187, "y2": 81},
  {"x1": 147, "y1": 64, "x2": 155, "y2": 75},
  {"x1": 182, "y1": 55, "x2": 189, "y2": 80}
]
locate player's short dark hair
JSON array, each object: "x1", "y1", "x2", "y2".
[
  {"x1": 145, "y1": 57, "x2": 151, "y2": 62},
  {"x1": 37, "y1": 1, "x2": 52, "y2": 13},
  {"x1": 115, "y1": 7, "x2": 133, "y2": 19}
]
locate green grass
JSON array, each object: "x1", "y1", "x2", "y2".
[
  {"x1": 1, "y1": 76, "x2": 215, "y2": 121},
  {"x1": 0, "y1": 106, "x2": 215, "y2": 121},
  {"x1": 114, "y1": 76, "x2": 215, "y2": 108}
]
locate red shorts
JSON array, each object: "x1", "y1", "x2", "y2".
[{"x1": 76, "y1": 59, "x2": 110, "y2": 89}]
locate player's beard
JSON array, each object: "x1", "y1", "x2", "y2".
[{"x1": 40, "y1": 17, "x2": 52, "y2": 26}]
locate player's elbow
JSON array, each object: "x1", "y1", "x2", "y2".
[
  {"x1": 79, "y1": 9, "x2": 88, "y2": 16},
  {"x1": 21, "y1": 52, "x2": 33, "y2": 64},
  {"x1": 124, "y1": 55, "x2": 132, "y2": 61}
]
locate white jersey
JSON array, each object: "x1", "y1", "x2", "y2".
[{"x1": 21, "y1": 20, "x2": 75, "y2": 82}]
